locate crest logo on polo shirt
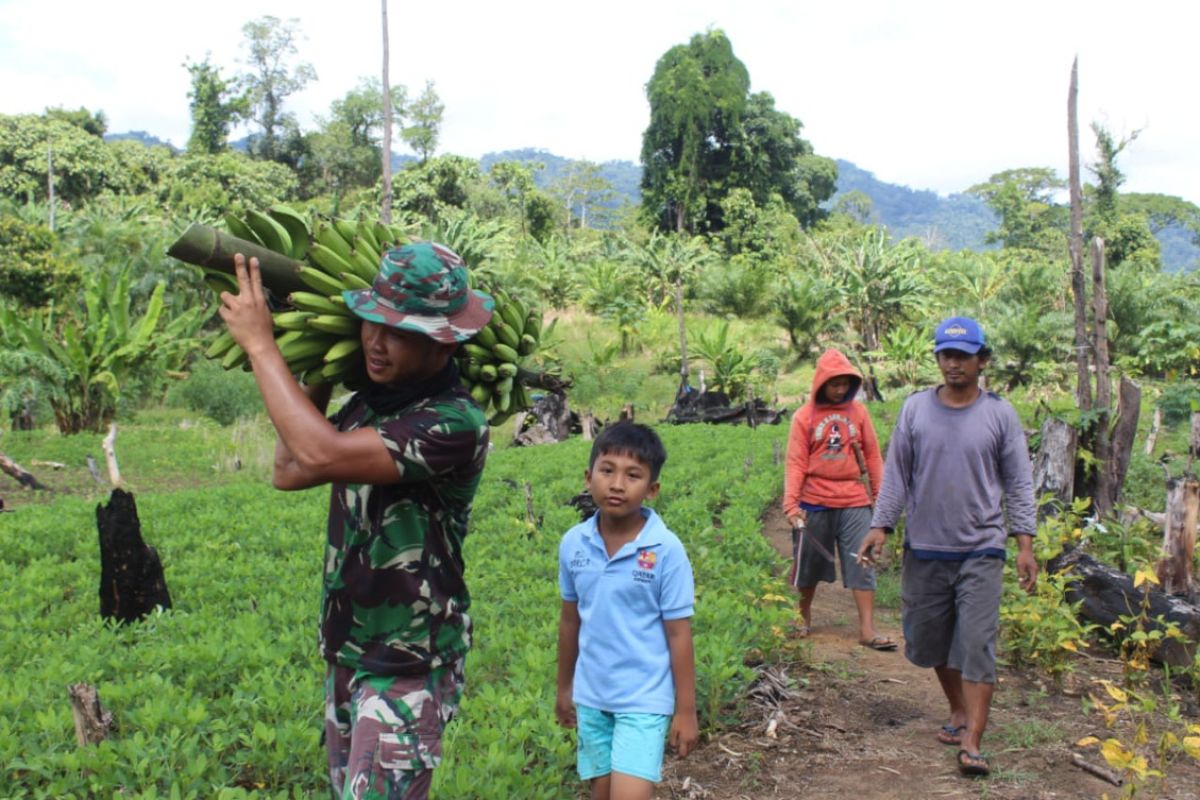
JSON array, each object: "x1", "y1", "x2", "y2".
[{"x1": 637, "y1": 550, "x2": 657, "y2": 570}]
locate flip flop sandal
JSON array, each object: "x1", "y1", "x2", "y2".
[
  {"x1": 957, "y1": 749, "x2": 990, "y2": 777},
  {"x1": 937, "y1": 724, "x2": 967, "y2": 746},
  {"x1": 861, "y1": 635, "x2": 898, "y2": 651}
]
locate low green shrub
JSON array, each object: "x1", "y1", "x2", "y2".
[
  {"x1": 1156, "y1": 381, "x2": 1200, "y2": 427},
  {"x1": 168, "y1": 359, "x2": 263, "y2": 426}
]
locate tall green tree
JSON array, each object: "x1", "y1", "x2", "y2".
[
  {"x1": 402, "y1": 80, "x2": 444, "y2": 163},
  {"x1": 490, "y1": 160, "x2": 544, "y2": 240},
  {"x1": 967, "y1": 167, "x2": 1067, "y2": 253},
  {"x1": 0, "y1": 113, "x2": 123, "y2": 204},
  {"x1": 641, "y1": 30, "x2": 833, "y2": 235},
  {"x1": 43, "y1": 106, "x2": 107, "y2": 137},
  {"x1": 728, "y1": 91, "x2": 836, "y2": 227},
  {"x1": 641, "y1": 29, "x2": 749, "y2": 234},
  {"x1": 184, "y1": 56, "x2": 247, "y2": 155},
  {"x1": 237, "y1": 16, "x2": 317, "y2": 162},
  {"x1": 549, "y1": 159, "x2": 616, "y2": 232},
  {"x1": 308, "y1": 79, "x2": 406, "y2": 197}
]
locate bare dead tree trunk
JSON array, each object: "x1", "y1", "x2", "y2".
[
  {"x1": 1067, "y1": 58, "x2": 1091, "y2": 413},
  {"x1": 675, "y1": 279, "x2": 689, "y2": 396},
  {"x1": 380, "y1": 0, "x2": 393, "y2": 224},
  {"x1": 1105, "y1": 376, "x2": 1141, "y2": 510},
  {"x1": 1145, "y1": 405, "x2": 1162, "y2": 456},
  {"x1": 1156, "y1": 476, "x2": 1198, "y2": 601},
  {"x1": 1091, "y1": 237, "x2": 1114, "y2": 516},
  {"x1": 47, "y1": 145, "x2": 56, "y2": 231},
  {"x1": 1190, "y1": 411, "x2": 1200, "y2": 474},
  {"x1": 1032, "y1": 417, "x2": 1076, "y2": 519}
]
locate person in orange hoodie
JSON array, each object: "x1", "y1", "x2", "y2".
[{"x1": 783, "y1": 348, "x2": 895, "y2": 650}]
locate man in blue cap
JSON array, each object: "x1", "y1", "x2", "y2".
[{"x1": 857, "y1": 316, "x2": 1037, "y2": 778}]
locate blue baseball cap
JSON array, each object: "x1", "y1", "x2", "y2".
[{"x1": 933, "y1": 316, "x2": 986, "y2": 354}]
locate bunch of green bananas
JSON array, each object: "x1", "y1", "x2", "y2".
[
  {"x1": 201, "y1": 205, "x2": 409, "y2": 387},
  {"x1": 195, "y1": 206, "x2": 549, "y2": 424},
  {"x1": 457, "y1": 287, "x2": 547, "y2": 425}
]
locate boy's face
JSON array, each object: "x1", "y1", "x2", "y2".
[
  {"x1": 821, "y1": 376, "x2": 853, "y2": 404},
  {"x1": 585, "y1": 449, "x2": 660, "y2": 523}
]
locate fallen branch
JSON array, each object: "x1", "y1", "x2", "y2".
[
  {"x1": 101, "y1": 424, "x2": 121, "y2": 488},
  {"x1": 1070, "y1": 752, "x2": 1122, "y2": 786},
  {"x1": 0, "y1": 450, "x2": 49, "y2": 490},
  {"x1": 30, "y1": 459, "x2": 66, "y2": 470},
  {"x1": 86, "y1": 455, "x2": 104, "y2": 485}
]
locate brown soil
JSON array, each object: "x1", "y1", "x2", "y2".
[{"x1": 656, "y1": 505, "x2": 1200, "y2": 800}]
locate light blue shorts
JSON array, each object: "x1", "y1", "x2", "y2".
[{"x1": 576, "y1": 704, "x2": 671, "y2": 783}]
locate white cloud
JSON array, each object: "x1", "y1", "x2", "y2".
[{"x1": 1, "y1": 0, "x2": 1197, "y2": 203}]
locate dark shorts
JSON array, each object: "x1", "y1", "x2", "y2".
[
  {"x1": 790, "y1": 506, "x2": 875, "y2": 591},
  {"x1": 325, "y1": 659, "x2": 466, "y2": 800},
  {"x1": 901, "y1": 553, "x2": 1003, "y2": 683}
]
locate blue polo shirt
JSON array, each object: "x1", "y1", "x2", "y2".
[{"x1": 558, "y1": 507, "x2": 695, "y2": 715}]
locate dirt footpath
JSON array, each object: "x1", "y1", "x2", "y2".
[{"x1": 655, "y1": 505, "x2": 1200, "y2": 800}]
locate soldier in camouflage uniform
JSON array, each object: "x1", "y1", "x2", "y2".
[{"x1": 219, "y1": 242, "x2": 495, "y2": 800}]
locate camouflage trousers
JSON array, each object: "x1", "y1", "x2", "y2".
[{"x1": 325, "y1": 659, "x2": 466, "y2": 800}]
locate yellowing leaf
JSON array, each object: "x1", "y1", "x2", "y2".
[
  {"x1": 1076, "y1": 736, "x2": 1101, "y2": 747},
  {"x1": 1100, "y1": 738, "x2": 1134, "y2": 770},
  {"x1": 1182, "y1": 736, "x2": 1200, "y2": 760},
  {"x1": 1061, "y1": 640, "x2": 1078, "y2": 652},
  {"x1": 1109, "y1": 621, "x2": 1126, "y2": 632},
  {"x1": 1133, "y1": 568, "x2": 1159, "y2": 588},
  {"x1": 1103, "y1": 683, "x2": 1129, "y2": 704}
]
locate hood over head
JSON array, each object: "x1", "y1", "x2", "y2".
[{"x1": 810, "y1": 348, "x2": 862, "y2": 404}]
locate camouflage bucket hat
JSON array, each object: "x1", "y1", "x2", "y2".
[{"x1": 343, "y1": 241, "x2": 494, "y2": 343}]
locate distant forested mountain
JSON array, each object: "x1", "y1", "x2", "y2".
[
  {"x1": 104, "y1": 131, "x2": 177, "y2": 150},
  {"x1": 480, "y1": 148, "x2": 641, "y2": 203},
  {"x1": 829, "y1": 160, "x2": 997, "y2": 252}
]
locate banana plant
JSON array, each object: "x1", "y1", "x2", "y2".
[
  {"x1": 0, "y1": 264, "x2": 207, "y2": 434},
  {"x1": 691, "y1": 321, "x2": 756, "y2": 401}
]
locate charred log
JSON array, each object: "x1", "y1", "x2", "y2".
[
  {"x1": 667, "y1": 388, "x2": 785, "y2": 426},
  {"x1": 1049, "y1": 547, "x2": 1200, "y2": 667}
]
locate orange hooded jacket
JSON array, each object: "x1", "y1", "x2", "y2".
[{"x1": 782, "y1": 348, "x2": 883, "y2": 516}]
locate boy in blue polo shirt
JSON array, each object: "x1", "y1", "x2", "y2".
[{"x1": 556, "y1": 422, "x2": 698, "y2": 800}]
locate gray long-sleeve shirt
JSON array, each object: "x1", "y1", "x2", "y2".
[{"x1": 870, "y1": 387, "x2": 1036, "y2": 557}]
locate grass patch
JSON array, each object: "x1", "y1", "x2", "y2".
[{"x1": 994, "y1": 718, "x2": 1066, "y2": 751}]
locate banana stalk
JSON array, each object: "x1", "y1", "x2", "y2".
[{"x1": 167, "y1": 223, "x2": 309, "y2": 297}]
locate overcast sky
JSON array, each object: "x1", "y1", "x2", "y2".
[{"x1": 2, "y1": 0, "x2": 1196, "y2": 204}]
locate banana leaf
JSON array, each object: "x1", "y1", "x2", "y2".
[{"x1": 166, "y1": 223, "x2": 309, "y2": 297}]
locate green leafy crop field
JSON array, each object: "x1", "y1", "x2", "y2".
[{"x1": 0, "y1": 421, "x2": 793, "y2": 799}]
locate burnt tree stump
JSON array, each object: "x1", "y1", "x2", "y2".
[
  {"x1": 96, "y1": 489, "x2": 171, "y2": 623},
  {"x1": 513, "y1": 391, "x2": 581, "y2": 447}
]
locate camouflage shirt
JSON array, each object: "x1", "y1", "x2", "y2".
[{"x1": 321, "y1": 386, "x2": 489, "y2": 676}]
